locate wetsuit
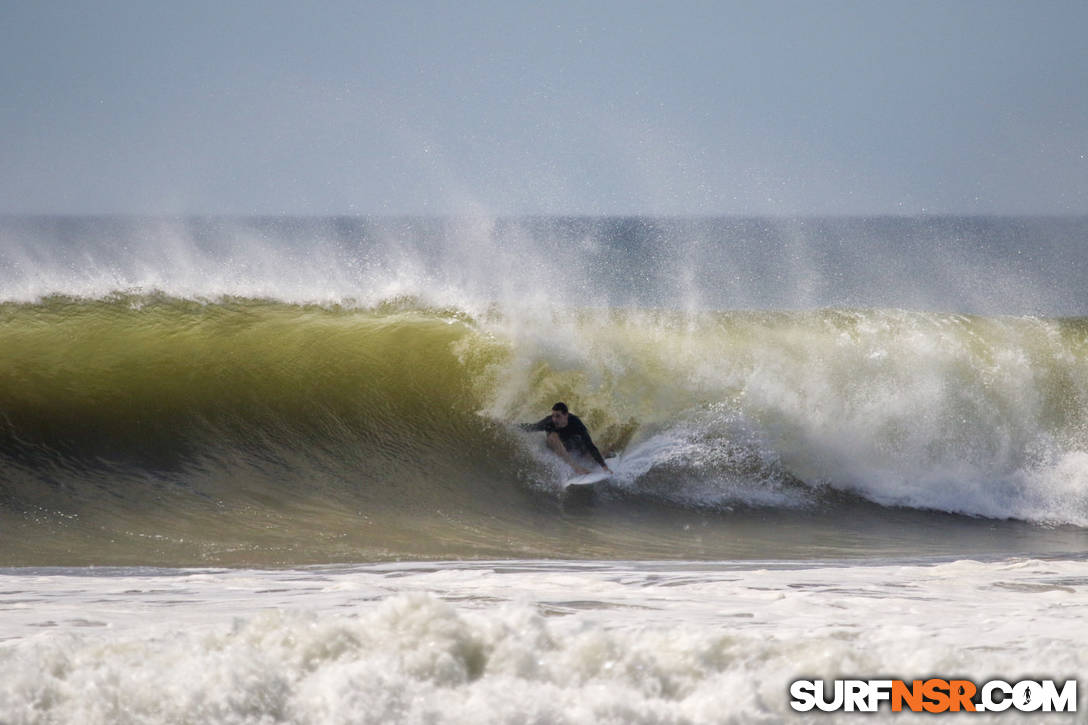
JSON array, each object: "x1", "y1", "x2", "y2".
[{"x1": 521, "y1": 414, "x2": 607, "y2": 468}]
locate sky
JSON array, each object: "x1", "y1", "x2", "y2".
[{"x1": 1, "y1": 0, "x2": 1086, "y2": 216}]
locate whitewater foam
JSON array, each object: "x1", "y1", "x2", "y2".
[
  {"x1": 1, "y1": 559, "x2": 1085, "y2": 724},
  {"x1": 487, "y1": 307, "x2": 1088, "y2": 525}
]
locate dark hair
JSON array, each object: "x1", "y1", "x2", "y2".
[{"x1": 551, "y1": 402, "x2": 569, "y2": 414}]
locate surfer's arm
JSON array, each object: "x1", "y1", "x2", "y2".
[
  {"x1": 572, "y1": 419, "x2": 609, "y2": 470},
  {"x1": 519, "y1": 417, "x2": 552, "y2": 432},
  {"x1": 586, "y1": 441, "x2": 609, "y2": 470}
]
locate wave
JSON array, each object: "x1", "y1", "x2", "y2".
[
  {"x1": 2, "y1": 213, "x2": 1088, "y2": 567},
  {"x1": 3, "y1": 293, "x2": 1088, "y2": 546}
]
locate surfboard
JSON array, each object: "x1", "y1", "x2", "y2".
[
  {"x1": 560, "y1": 459, "x2": 616, "y2": 507},
  {"x1": 565, "y1": 470, "x2": 611, "y2": 487}
]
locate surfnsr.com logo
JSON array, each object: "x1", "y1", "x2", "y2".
[{"x1": 790, "y1": 679, "x2": 1077, "y2": 714}]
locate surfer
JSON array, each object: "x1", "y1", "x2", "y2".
[{"x1": 521, "y1": 402, "x2": 611, "y2": 475}]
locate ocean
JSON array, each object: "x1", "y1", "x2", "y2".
[{"x1": 1, "y1": 215, "x2": 1086, "y2": 722}]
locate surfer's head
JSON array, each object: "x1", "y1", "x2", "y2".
[{"x1": 550, "y1": 402, "x2": 570, "y2": 428}]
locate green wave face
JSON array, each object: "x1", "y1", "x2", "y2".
[
  {"x1": 1, "y1": 294, "x2": 487, "y2": 461},
  {"x1": 0, "y1": 296, "x2": 522, "y2": 564}
]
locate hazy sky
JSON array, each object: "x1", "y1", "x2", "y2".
[{"x1": 2, "y1": 0, "x2": 1086, "y2": 215}]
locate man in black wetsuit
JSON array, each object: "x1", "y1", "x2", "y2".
[{"x1": 521, "y1": 402, "x2": 611, "y2": 475}]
